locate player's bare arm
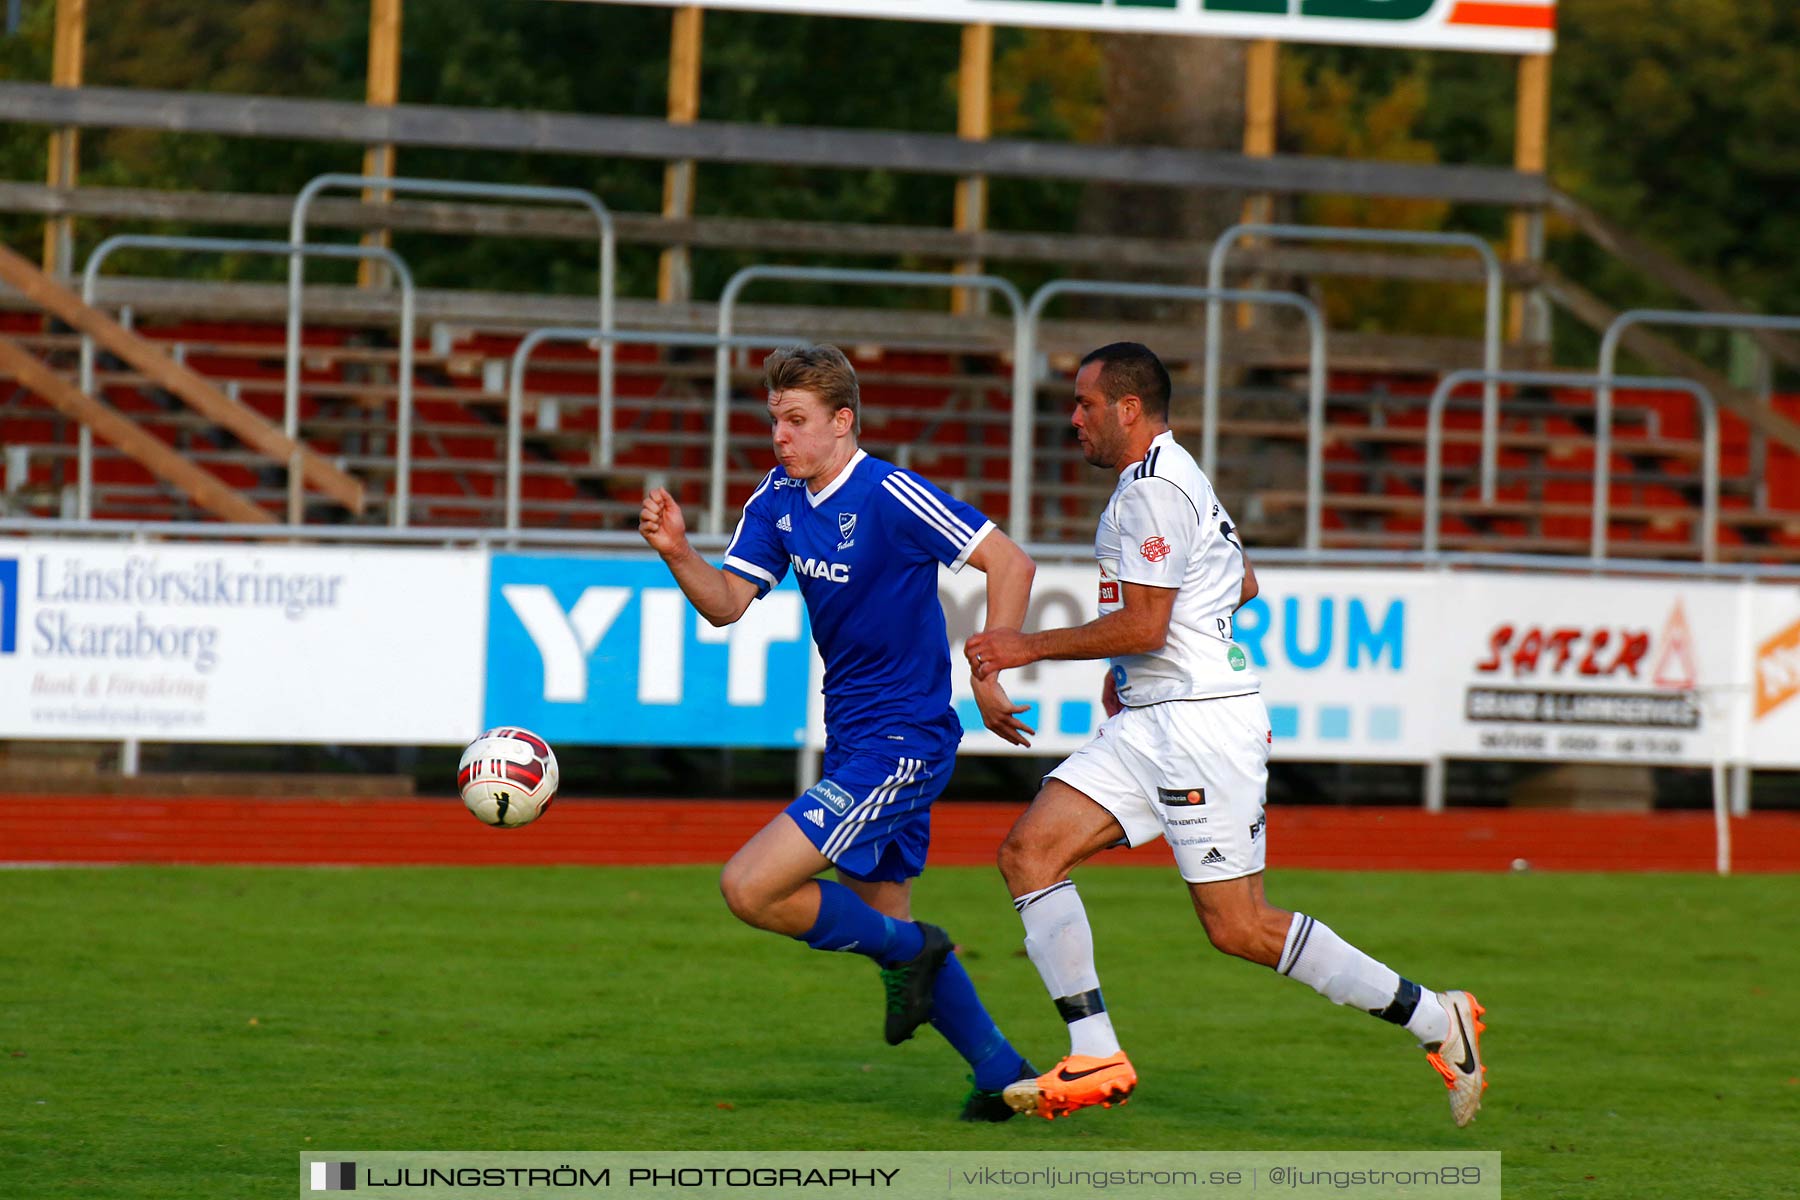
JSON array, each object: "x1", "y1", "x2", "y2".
[
  {"x1": 637, "y1": 487, "x2": 758, "y2": 626},
  {"x1": 966, "y1": 582, "x2": 1176, "y2": 681},
  {"x1": 963, "y1": 531, "x2": 1038, "y2": 746},
  {"x1": 1238, "y1": 550, "x2": 1259, "y2": 609}
]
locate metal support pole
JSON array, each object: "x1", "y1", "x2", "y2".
[
  {"x1": 1423, "y1": 757, "x2": 1446, "y2": 814},
  {"x1": 1730, "y1": 763, "x2": 1751, "y2": 818},
  {"x1": 1205, "y1": 224, "x2": 1504, "y2": 502},
  {"x1": 82, "y1": 235, "x2": 416, "y2": 526},
  {"x1": 1026, "y1": 279, "x2": 1326, "y2": 551},
  {"x1": 1597, "y1": 309, "x2": 1800, "y2": 559},
  {"x1": 1424, "y1": 369, "x2": 1720, "y2": 563},
  {"x1": 713, "y1": 266, "x2": 1024, "y2": 537}
]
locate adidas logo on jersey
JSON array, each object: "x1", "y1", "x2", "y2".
[
  {"x1": 776, "y1": 513, "x2": 793, "y2": 532},
  {"x1": 804, "y1": 808, "x2": 826, "y2": 828},
  {"x1": 1200, "y1": 847, "x2": 1227, "y2": 865}
]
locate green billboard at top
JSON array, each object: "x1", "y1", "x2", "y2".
[{"x1": 567, "y1": 0, "x2": 1556, "y2": 55}]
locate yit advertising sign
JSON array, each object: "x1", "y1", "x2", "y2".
[
  {"x1": 485, "y1": 554, "x2": 813, "y2": 747},
  {"x1": 586, "y1": 0, "x2": 1557, "y2": 55}
]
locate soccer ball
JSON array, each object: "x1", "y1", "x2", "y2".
[{"x1": 457, "y1": 726, "x2": 559, "y2": 828}]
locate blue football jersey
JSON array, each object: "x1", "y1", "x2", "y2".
[{"x1": 721, "y1": 450, "x2": 995, "y2": 757}]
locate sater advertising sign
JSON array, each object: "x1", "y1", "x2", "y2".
[
  {"x1": 579, "y1": 0, "x2": 1557, "y2": 55},
  {"x1": 0, "y1": 541, "x2": 486, "y2": 742},
  {"x1": 1434, "y1": 575, "x2": 1736, "y2": 766}
]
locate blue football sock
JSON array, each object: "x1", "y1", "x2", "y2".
[
  {"x1": 797, "y1": 880, "x2": 925, "y2": 964},
  {"x1": 929, "y1": 953, "x2": 1027, "y2": 1091}
]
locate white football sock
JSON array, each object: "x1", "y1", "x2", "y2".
[
  {"x1": 1016, "y1": 880, "x2": 1121, "y2": 1058},
  {"x1": 1407, "y1": 990, "x2": 1451, "y2": 1046},
  {"x1": 1279, "y1": 913, "x2": 1449, "y2": 1044}
]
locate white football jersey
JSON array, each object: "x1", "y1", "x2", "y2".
[{"x1": 1095, "y1": 429, "x2": 1260, "y2": 705}]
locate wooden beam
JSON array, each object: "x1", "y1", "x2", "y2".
[
  {"x1": 359, "y1": 0, "x2": 404, "y2": 288},
  {"x1": 0, "y1": 182, "x2": 1547, "y2": 282},
  {"x1": 1237, "y1": 38, "x2": 1279, "y2": 330},
  {"x1": 41, "y1": 0, "x2": 85, "y2": 276},
  {"x1": 658, "y1": 6, "x2": 704, "y2": 305},
  {"x1": 0, "y1": 242, "x2": 366, "y2": 513},
  {"x1": 1549, "y1": 190, "x2": 1800, "y2": 373},
  {"x1": 951, "y1": 22, "x2": 992, "y2": 316},
  {"x1": 0, "y1": 336, "x2": 273, "y2": 523},
  {"x1": 1240, "y1": 38, "x2": 1278, "y2": 223},
  {"x1": 0, "y1": 82, "x2": 1552, "y2": 206},
  {"x1": 1509, "y1": 52, "x2": 1551, "y2": 341}
]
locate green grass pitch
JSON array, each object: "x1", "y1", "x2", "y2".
[{"x1": 4, "y1": 865, "x2": 1796, "y2": 1199}]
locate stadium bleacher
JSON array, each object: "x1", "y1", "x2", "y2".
[{"x1": 5, "y1": 293, "x2": 1792, "y2": 559}]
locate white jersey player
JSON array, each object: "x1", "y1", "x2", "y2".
[{"x1": 966, "y1": 342, "x2": 1487, "y2": 1127}]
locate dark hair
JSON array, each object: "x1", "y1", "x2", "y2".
[
  {"x1": 1079, "y1": 342, "x2": 1171, "y2": 421},
  {"x1": 762, "y1": 343, "x2": 861, "y2": 435}
]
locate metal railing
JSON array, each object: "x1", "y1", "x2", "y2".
[
  {"x1": 1206, "y1": 223, "x2": 1504, "y2": 500},
  {"x1": 1423, "y1": 369, "x2": 1721, "y2": 562},
  {"x1": 713, "y1": 266, "x2": 1025, "y2": 537},
  {"x1": 81, "y1": 234, "x2": 416, "y2": 527},
  {"x1": 505, "y1": 328, "x2": 806, "y2": 532},
  {"x1": 289, "y1": 173, "x2": 617, "y2": 462},
  {"x1": 1025, "y1": 279, "x2": 1327, "y2": 550},
  {"x1": 1598, "y1": 309, "x2": 1800, "y2": 558}
]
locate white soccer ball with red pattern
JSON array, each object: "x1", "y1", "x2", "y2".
[{"x1": 457, "y1": 727, "x2": 559, "y2": 828}]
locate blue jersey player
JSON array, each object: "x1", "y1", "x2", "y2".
[{"x1": 638, "y1": 343, "x2": 1040, "y2": 1120}]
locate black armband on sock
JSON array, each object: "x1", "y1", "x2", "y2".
[
  {"x1": 1370, "y1": 977, "x2": 1423, "y2": 1026},
  {"x1": 1054, "y1": 988, "x2": 1107, "y2": 1024}
]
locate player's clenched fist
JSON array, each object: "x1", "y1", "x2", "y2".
[{"x1": 638, "y1": 486, "x2": 689, "y2": 556}]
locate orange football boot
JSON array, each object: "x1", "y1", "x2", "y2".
[{"x1": 1002, "y1": 1051, "x2": 1137, "y2": 1120}]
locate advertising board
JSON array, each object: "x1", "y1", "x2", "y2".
[
  {"x1": 1431, "y1": 575, "x2": 1739, "y2": 767},
  {"x1": 485, "y1": 553, "x2": 813, "y2": 747},
  {"x1": 581, "y1": 0, "x2": 1558, "y2": 55},
  {"x1": 932, "y1": 564, "x2": 1436, "y2": 763},
  {"x1": 0, "y1": 541, "x2": 486, "y2": 743}
]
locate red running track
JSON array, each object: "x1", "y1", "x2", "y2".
[{"x1": 6, "y1": 797, "x2": 1800, "y2": 872}]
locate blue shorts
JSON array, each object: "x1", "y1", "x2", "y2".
[{"x1": 784, "y1": 748, "x2": 951, "y2": 883}]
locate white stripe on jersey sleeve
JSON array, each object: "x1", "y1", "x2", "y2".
[
  {"x1": 881, "y1": 476, "x2": 969, "y2": 549},
  {"x1": 724, "y1": 469, "x2": 776, "y2": 559},
  {"x1": 887, "y1": 471, "x2": 975, "y2": 540},
  {"x1": 721, "y1": 470, "x2": 781, "y2": 590},
  {"x1": 949, "y1": 521, "x2": 995, "y2": 573},
  {"x1": 722, "y1": 554, "x2": 778, "y2": 589},
  {"x1": 878, "y1": 482, "x2": 964, "y2": 550}
]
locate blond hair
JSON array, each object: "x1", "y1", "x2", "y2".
[{"x1": 762, "y1": 343, "x2": 860, "y2": 435}]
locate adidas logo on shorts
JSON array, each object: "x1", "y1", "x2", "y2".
[
  {"x1": 777, "y1": 514, "x2": 793, "y2": 532},
  {"x1": 804, "y1": 808, "x2": 825, "y2": 827},
  {"x1": 1200, "y1": 847, "x2": 1227, "y2": 866}
]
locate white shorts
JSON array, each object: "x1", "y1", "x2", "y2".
[{"x1": 1047, "y1": 692, "x2": 1271, "y2": 884}]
